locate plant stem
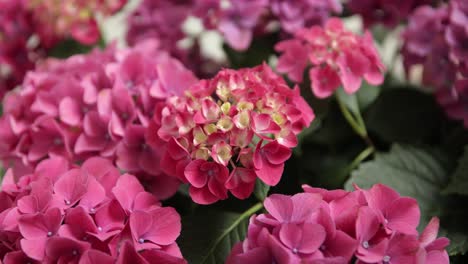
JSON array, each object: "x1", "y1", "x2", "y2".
[
  {"x1": 345, "y1": 146, "x2": 375, "y2": 175},
  {"x1": 200, "y1": 202, "x2": 264, "y2": 264},
  {"x1": 336, "y1": 95, "x2": 374, "y2": 148}
]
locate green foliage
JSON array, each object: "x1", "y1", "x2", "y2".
[
  {"x1": 178, "y1": 204, "x2": 263, "y2": 264},
  {"x1": 253, "y1": 179, "x2": 270, "y2": 201},
  {"x1": 49, "y1": 38, "x2": 94, "y2": 58},
  {"x1": 365, "y1": 88, "x2": 444, "y2": 144},
  {"x1": 444, "y1": 146, "x2": 468, "y2": 195}
]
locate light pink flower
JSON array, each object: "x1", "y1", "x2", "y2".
[{"x1": 276, "y1": 18, "x2": 385, "y2": 98}]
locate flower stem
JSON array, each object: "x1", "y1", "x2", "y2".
[
  {"x1": 200, "y1": 202, "x2": 264, "y2": 264},
  {"x1": 336, "y1": 95, "x2": 374, "y2": 148},
  {"x1": 346, "y1": 146, "x2": 375, "y2": 174}
]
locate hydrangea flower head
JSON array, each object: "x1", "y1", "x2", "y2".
[
  {"x1": 154, "y1": 64, "x2": 314, "y2": 204},
  {"x1": 0, "y1": 0, "x2": 128, "y2": 99},
  {"x1": 0, "y1": 40, "x2": 197, "y2": 200},
  {"x1": 276, "y1": 18, "x2": 385, "y2": 98},
  {"x1": 28, "y1": 0, "x2": 127, "y2": 45},
  {"x1": 0, "y1": 157, "x2": 186, "y2": 263},
  {"x1": 402, "y1": 1, "x2": 468, "y2": 127},
  {"x1": 348, "y1": 0, "x2": 432, "y2": 28},
  {"x1": 227, "y1": 183, "x2": 449, "y2": 264}
]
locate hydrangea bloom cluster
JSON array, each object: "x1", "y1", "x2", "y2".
[
  {"x1": 402, "y1": 0, "x2": 468, "y2": 127},
  {"x1": 0, "y1": 157, "x2": 185, "y2": 263},
  {"x1": 153, "y1": 64, "x2": 314, "y2": 204},
  {"x1": 276, "y1": 18, "x2": 385, "y2": 98},
  {"x1": 126, "y1": 0, "x2": 217, "y2": 78},
  {"x1": 0, "y1": 0, "x2": 51, "y2": 97},
  {"x1": 28, "y1": 0, "x2": 127, "y2": 45},
  {"x1": 0, "y1": 0, "x2": 127, "y2": 99},
  {"x1": 0, "y1": 40, "x2": 198, "y2": 199},
  {"x1": 127, "y1": 0, "x2": 342, "y2": 55},
  {"x1": 227, "y1": 184, "x2": 450, "y2": 264},
  {"x1": 348, "y1": 0, "x2": 432, "y2": 28}
]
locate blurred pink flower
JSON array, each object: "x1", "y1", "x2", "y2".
[{"x1": 276, "y1": 18, "x2": 385, "y2": 98}]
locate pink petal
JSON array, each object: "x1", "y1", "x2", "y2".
[
  {"x1": 298, "y1": 223, "x2": 326, "y2": 253},
  {"x1": 184, "y1": 160, "x2": 208, "y2": 188},
  {"x1": 323, "y1": 230, "x2": 357, "y2": 260},
  {"x1": 79, "y1": 249, "x2": 114, "y2": 264},
  {"x1": 386, "y1": 197, "x2": 420, "y2": 235},
  {"x1": 309, "y1": 66, "x2": 341, "y2": 98},
  {"x1": 59, "y1": 97, "x2": 82, "y2": 126},
  {"x1": 255, "y1": 161, "x2": 284, "y2": 186},
  {"x1": 53, "y1": 169, "x2": 88, "y2": 206},
  {"x1": 20, "y1": 238, "x2": 47, "y2": 261},
  {"x1": 419, "y1": 217, "x2": 440, "y2": 247},
  {"x1": 219, "y1": 20, "x2": 253, "y2": 51},
  {"x1": 264, "y1": 194, "x2": 293, "y2": 222},
  {"x1": 112, "y1": 174, "x2": 145, "y2": 213},
  {"x1": 291, "y1": 193, "x2": 322, "y2": 222},
  {"x1": 144, "y1": 207, "x2": 181, "y2": 245},
  {"x1": 189, "y1": 186, "x2": 219, "y2": 204}
]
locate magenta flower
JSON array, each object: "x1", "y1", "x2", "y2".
[
  {"x1": 0, "y1": 157, "x2": 186, "y2": 263},
  {"x1": 418, "y1": 217, "x2": 450, "y2": 264},
  {"x1": 270, "y1": 0, "x2": 342, "y2": 33},
  {"x1": 129, "y1": 207, "x2": 181, "y2": 251},
  {"x1": 0, "y1": 40, "x2": 199, "y2": 200},
  {"x1": 228, "y1": 184, "x2": 449, "y2": 264},
  {"x1": 18, "y1": 208, "x2": 62, "y2": 260},
  {"x1": 253, "y1": 141, "x2": 292, "y2": 186},
  {"x1": 185, "y1": 160, "x2": 230, "y2": 204},
  {"x1": 348, "y1": 0, "x2": 431, "y2": 28},
  {"x1": 402, "y1": 2, "x2": 468, "y2": 127},
  {"x1": 276, "y1": 18, "x2": 385, "y2": 98},
  {"x1": 154, "y1": 64, "x2": 314, "y2": 204},
  {"x1": 362, "y1": 184, "x2": 420, "y2": 235}
]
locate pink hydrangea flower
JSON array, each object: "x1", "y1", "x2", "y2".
[
  {"x1": 154, "y1": 63, "x2": 314, "y2": 204},
  {"x1": 0, "y1": 0, "x2": 128, "y2": 100},
  {"x1": 402, "y1": 1, "x2": 468, "y2": 127},
  {"x1": 0, "y1": 157, "x2": 186, "y2": 263},
  {"x1": 276, "y1": 18, "x2": 385, "y2": 98},
  {"x1": 227, "y1": 183, "x2": 450, "y2": 264},
  {"x1": 270, "y1": 0, "x2": 342, "y2": 34},
  {"x1": 27, "y1": 0, "x2": 128, "y2": 45},
  {"x1": 348, "y1": 0, "x2": 432, "y2": 28},
  {"x1": 0, "y1": 40, "x2": 198, "y2": 200}
]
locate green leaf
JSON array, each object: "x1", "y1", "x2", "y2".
[
  {"x1": 345, "y1": 144, "x2": 449, "y2": 225},
  {"x1": 444, "y1": 145, "x2": 468, "y2": 195},
  {"x1": 366, "y1": 88, "x2": 443, "y2": 143},
  {"x1": 444, "y1": 231, "x2": 468, "y2": 256},
  {"x1": 336, "y1": 88, "x2": 360, "y2": 117},
  {"x1": 178, "y1": 203, "x2": 263, "y2": 264},
  {"x1": 49, "y1": 38, "x2": 93, "y2": 58},
  {"x1": 254, "y1": 179, "x2": 270, "y2": 201}
]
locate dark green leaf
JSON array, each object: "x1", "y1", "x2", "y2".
[
  {"x1": 178, "y1": 204, "x2": 263, "y2": 264},
  {"x1": 366, "y1": 88, "x2": 443, "y2": 143},
  {"x1": 445, "y1": 231, "x2": 468, "y2": 256},
  {"x1": 49, "y1": 38, "x2": 93, "y2": 58},
  {"x1": 444, "y1": 145, "x2": 468, "y2": 195}
]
